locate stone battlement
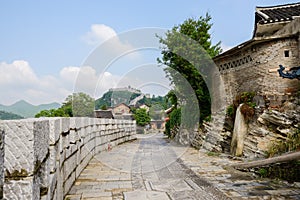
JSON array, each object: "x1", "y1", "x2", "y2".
[{"x1": 0, "y1": 117, "x2": 136, "y2": 199}]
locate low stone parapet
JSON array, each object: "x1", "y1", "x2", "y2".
[
  {"x1": 0, "y1": 117, "x2": 136, "y2": 200},
  {"x1": 0, "y1": 128, "x2": 4, "y2": 199}
]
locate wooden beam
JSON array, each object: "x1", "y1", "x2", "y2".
[{"x1": 231, "y1": 151, "x2": 300, "y2": 169}]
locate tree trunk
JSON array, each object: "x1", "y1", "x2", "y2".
[{"x1": 231, "y1": 151, "x2": 300, "y2": 169}]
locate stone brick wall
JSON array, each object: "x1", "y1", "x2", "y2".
[
  {"x1": 215, "y1": 37, "x2": 300, "y2": 107},
  {"x1": 200, "y1": 35, "x2": 300, "y2": 156},
  {"x1": 0, "y1": 118, "x2": 136, "y2": 200}
]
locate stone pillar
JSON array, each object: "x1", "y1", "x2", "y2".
[
  {"x1": 0, "y1": 128, "x2": 4, "y2": 199},
  {"x1": 230, "y1": 104, "x2": 248, "y2": 157},
  {"x1": 1, "y1": 119, "x2": 50, "y2": 199}
]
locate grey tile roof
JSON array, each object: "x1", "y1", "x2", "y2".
[
  {"x1": 94, "y1": 110, "x2": 114, "y2": 119},
  {"x1": 256, "y1": 2, "x2": 300, "y2": 24}
]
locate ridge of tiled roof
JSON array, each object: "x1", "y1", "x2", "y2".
[{"x1": 256, "y1": 2, "x2": 300, "y2": 24}]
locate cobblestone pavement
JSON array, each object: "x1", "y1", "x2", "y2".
[{"x1": 66, "y1": 133, "x2": 300, "y2": 200}]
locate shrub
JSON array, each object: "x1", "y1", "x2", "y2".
[
  {"x1": 165, "y1": 108, "x2": 181, "y2": 138},
  {"x1": 206, "y1": 151, "x2": 221, "y2": 157},
  {"x1": 258, "y1": 168, "x2": 268, "y2": 177},
  {"x1": 267, "y1": 128, "x2": 300, "y2": 157},
  {"x1": 240, "y1": 103, "x2": 255, "y2": 122},
  {"x1": 169, "y1": 108, "x2": 181, "y2": 138},
  {"x1": 134, "y1": 108, "x2": 151, "y2": 126},
  {"x1": 228, "y1": 91, "x2": 256, "y2": 122},
  {"x1": 226, "y1": 104, "x2": 235, "y2": 118},
  {"x1": 164, "y1": 120, "x2": 171, "y2": 137}
]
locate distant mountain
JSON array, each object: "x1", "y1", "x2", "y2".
[
  {"x1": 0, "y1": 110, "x2": 24, "y2": 120},
  {"x1": 0, "y1": 100, "x2": 61, "y2": 118}
]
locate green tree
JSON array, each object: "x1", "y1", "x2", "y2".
[
  {"x1": 149, "y1": 103, "x2": 164, "y2": 120},
  {"x1": 35, "y1": 109, "x2": 52, "y2": 118},
  {"x1": 134, "y1": 108, "x2": 151, "y2": 126},
  {"x1": 35, "y1": 92, "x2": 94, "y2": 117},
  {"x1": 165, "y1": 108, "x2": 181, "y2": 138},
  {"x1": 100, "y1": 104, "x2": 107, "y2": 110},
  {"x1": 0, "y1": 110, "x2": 24, "y2": 120},
  {"x1": 165, "y1": 90, "x2": 178, "y2": 108},
  {"x1": 71, "y1": 92, "x2": 95, "y2": 117},
  {"x1": 157, "y1": 14, "x2": 222, "y2": 123}
]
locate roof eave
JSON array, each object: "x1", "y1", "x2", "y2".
[{"x1": 213, "y1": 34, "x2": 298, "y2": 61}]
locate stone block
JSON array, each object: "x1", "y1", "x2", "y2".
[
  {"x1": 85, "y1": 126, "x2": 92, "y2": 138},
  {"x1": 100, "y1": 124, "x2": 106, "y2": 131},
  {"x1": 78, "y1": 127, "x2": 86, "y2": 140},
  {"x1": 0, "y1": 129, "x2": 4, "y2": 199},
  {"x1": 39, "y1": 159, "x2": 50, "y2": 197},
  {"x1": 76, "y1": 146, "x2": 81, "y2": 166},
  {"x1": 56, "y1": 168, "x2": 64, "y2": 200},
  {"x1": 71, "y1": 143, "x2": 78, "y2": 155},
  {"x1": 80, "y1": 146, "x2": 89, "y2": 163},
  {"x1": 52, "y1": 189, "x2": 57, "y2": 200},
  {"x1": 63, "y1": 154, "x2": 77, "y2": 182},
  {"x1": 1, "y1": 119, "x2": 49, "y2": 176},
  {"x1": 59, "y1": 151, "x2": 65, "y2": 169},
  {"x1": 85, "y1": 139, "x2": 95, "y2": 155},
  {"x1": 95, "y1": 136, "x2": 101, "y2": 146},
  {"x1": 1, "y1": 120, "x2": 34, "y2": 174},
  {"x1": 61, "y1": 118, "x2": 70, "y2": 133},
  {"x1": 69, "y1": 129, "x2": 77, "y2": 144},
  {"x1": 70, "y1": 117, "x2": 80, "y2": 130},
  {"x1": 49, "y1": 144, "x2": 58, "y2": 173},
  {"x1": 62, "y1": 133, "x2": 70, "y2": 150},
  {"x1": 95, "y1": 144, "x2": 105, "y2": 154},
  {"x1": 76, "y1": 151, "x2": 88, "y2": 172},
  {"x1": 49, "y1": 118, "x2": 61, "y2": 145},
  {"x1": 47, "y1": 173, "x2": 57, "y2": 200},
  {"x1": 34, "y1": 120, "x2": 50, "y2": 165},
  {"x1": 65, "y1": 146, "x2": 72, "y2": 159},
  {"x1": 64, "y1": 171, "x2": 75, "y2": 196},
  {"x1": 4, "y1": 177, "x2": 36, "y2": 199}
]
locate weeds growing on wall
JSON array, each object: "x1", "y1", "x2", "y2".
[
  {"x1": 267, "y1": 128, "x2": 300, "y2": 157},
  {"x1": 256, "y1": 161, "x2": 300, "y2": 183},
  {"x1": 226, "y1": 91, "x2": 256, "y2": 122}
]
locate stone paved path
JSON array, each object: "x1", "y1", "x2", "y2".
[{"x1": 66, "y1": 133, "x2": 300, "y2": 200}]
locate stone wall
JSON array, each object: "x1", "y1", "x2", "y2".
[
  {"x1": 0, "y1": 128, "x2": 4, "y2": 199},
  {"x1": 215, "y1": 37, "x2": 300, "y2": 107},
  {"x1": 0, "y1": 117, "x2": 136, "y2": 200},
  {"x1": 201, "y1": 35, "x2": 300, "y2": 157}
]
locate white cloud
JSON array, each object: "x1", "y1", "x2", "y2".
[
  {"x1": 73, "y1": 66, "x2": 122, "y2": 98},
  {"x1": 82, "y1": 24, "x2": 117, "y2": 45},
  {"x1": 0, "y1": 61, "x2": 70, "y2": 105},
  {"x1": 60, "y1": 66, "x2": 79, "y2": 83},
  {"x1": 0, "y1": 60, "x2": 38, "y2": 86},
  {"x1": 0, "y1": 60, "x2": 123, "y2": 105},
  {"x1": 82, "y1": 24, "x2": 140, "y2": 60}
]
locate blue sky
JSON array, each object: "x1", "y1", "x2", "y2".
[{"x1": 0, "y1": 0, "x2": 297, "y2": 105}]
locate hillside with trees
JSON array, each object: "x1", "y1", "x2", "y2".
[
  {"x1": 0, "y1": 110, "x2": 24, "y2": 120},
  {"x1": 95, "y1": 90, "x2": 140, "y2": 109},
  {"x1": 95, "y1": 90, "x2": 169, "y2": 110},
  {"x1": 0, "y1": 100, "x2": 60, "y2": 118},
  {"x1": 35, "y1": 92, "x2": 94, "y2": 117}
]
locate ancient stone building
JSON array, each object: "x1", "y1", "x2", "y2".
[
  {"x1": 214, "y1": 2, "x2": 300, "y2": 107},
  {"x1": 201, "y1": 3, "x2": 300, "y2": 157}
]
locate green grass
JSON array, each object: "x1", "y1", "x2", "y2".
[{"x1": 206, "y1": 151, "x2": 221, "y2": 157}]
